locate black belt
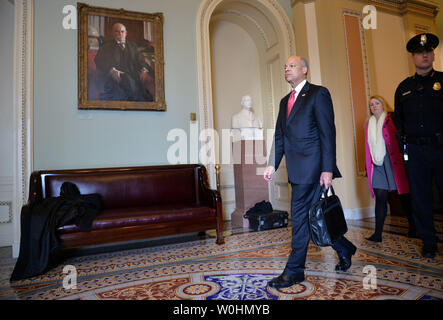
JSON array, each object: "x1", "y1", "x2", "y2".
[{"x1": 406, "y1": 135, "x2": 440, "y2": 145}]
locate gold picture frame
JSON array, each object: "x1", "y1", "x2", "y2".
[{"x1": 78, "y1": 3, "x2": 166, "y2": 111}]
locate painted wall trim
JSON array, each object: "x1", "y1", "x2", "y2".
[
  {"x1": 12, "y1": 0, "x2": 34, "y2": 258},
  {"x1": 304, "y1": 1, "x2": 322, "y2": 85}
]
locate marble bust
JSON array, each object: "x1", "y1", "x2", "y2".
[
  {"x1": 231, "y1": 95, "x2": 263, "y2": 129},
  {"x1": 231, "y1": 95, "x2": 263, "y2": 140}
]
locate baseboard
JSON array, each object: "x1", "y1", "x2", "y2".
[
  {"x1": 12, "y1": 242, "x2": 20, "y2": 258},
  {"x1": 224, "y1": 206, "x2": 375, "y2": 221},
  {"x1": 344, "y1": 207, "x2": 374, "y2": 220}
]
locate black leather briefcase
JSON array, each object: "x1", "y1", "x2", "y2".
[
  {"x1": 308, "y1": 186, "x2": 348, "y2": 247},
  {"x1": 246, "y1": 210, "x2": 289, "y2": 231}
]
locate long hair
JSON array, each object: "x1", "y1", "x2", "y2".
[
  {"x1": 365, "y1": 95, "x2": 393, "y2": 124},
  {"x1": 368, "y1": 95, "x2": 393, "y2": 115}
]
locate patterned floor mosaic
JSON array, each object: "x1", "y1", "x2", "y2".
[{"x1": 0, "y1": 218, "x2": 442, "y2": 300}]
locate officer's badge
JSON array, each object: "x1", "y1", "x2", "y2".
[
  {"x1": 420, "y1": 34, "x2": 427, "y2": 46},
  {"x1": 433, "y1": 82, "x2": 441, "y2": 91}
]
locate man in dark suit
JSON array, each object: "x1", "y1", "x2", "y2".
[
  {"x1": 263, "y1": 56, "x2": 357, "y2": 289},
  {"x1": 94, "y1": 23, "x2": 153, "y2": 102}
]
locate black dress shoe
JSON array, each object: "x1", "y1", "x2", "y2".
[
  {"x1": 335, "y1": 245, "x2": 357, "y2": 272},
  {"x1": 365, "y1": 234, "x2": 382, "y2": 243},
  {"x1": 422, "y1": 248, "x2": 436, "y2": 259},
  {"x1": 268, "y1": 273, "x2": 304, "y2": 289}
]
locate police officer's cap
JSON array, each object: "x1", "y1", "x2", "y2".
[{"x1": 406, "y1": 33, "x2": 439, "y2": 53}]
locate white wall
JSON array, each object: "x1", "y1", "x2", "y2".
[
  {"x1": 32, "y1": 0, "x2": 291, "y2": 171},
  {"x1": 210, "y1": 20, "x2": 263, "y2": 219},
  {"x1": 369, "y1": 10, "x2": 410, "y2": 107},
  {"x1": 211, "y1": 21, "x2": 263, "y2": 133},
  {"x1": 33, "y1": 0, "x2": 202, "y2": 170}
]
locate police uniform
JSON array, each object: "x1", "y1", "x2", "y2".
[{"x1": 393, "y1": 33, "x2": 443, "y2": 258}]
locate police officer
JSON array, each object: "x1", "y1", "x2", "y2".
[{"x1": 394, "y1": 33, "x2": 443, "y2": 259}]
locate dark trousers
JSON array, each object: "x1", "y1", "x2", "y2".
[
  {"x1": 373, "y1": 188, "x2": 389, "y2": 237},
  {"x1": 103, "y1": 73, "x2": 153, "y2": 102},
  {"x1": 398, "y1": 193, "x2": 416, "y2": 233},
  {"x1": 284, "y1": 183, "x2": 355, "y2": 277},
  {"x1": 404, "y1": 144, "x2": 443, "y2": 250},
  {"x1": 372, "y1": 190, "x2": 416, "y2": 237}
]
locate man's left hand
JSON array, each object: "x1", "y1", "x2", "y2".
[
  {"x1": 319, "y1": 172, "x2": 333, "y2": 189},
  {"x1": 140, "y1": 69, "x2": 150, "y2": 83}
]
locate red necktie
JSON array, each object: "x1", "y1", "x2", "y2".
[{"x1": 287, "y1": 90, "x2": 296, "y2": 118}]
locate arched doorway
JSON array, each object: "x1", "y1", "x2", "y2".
[{"x1": 196, "y1": 0, "x2": 295, "y2": 220}]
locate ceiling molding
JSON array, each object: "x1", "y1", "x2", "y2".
[
  {"x1": 291, "y1": 0, "x2": 439, "y2": 16},
  {"x1": 368, "y1": 0, "x2": 439, "y2": 16}
]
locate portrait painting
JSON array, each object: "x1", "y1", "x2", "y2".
[{"x1": 78, "y1": 3, "x2": 166, "y2": 111}]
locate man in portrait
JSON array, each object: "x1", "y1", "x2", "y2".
[{"x1": 94, "y1": 22, "x2": 154, "y2": 102}]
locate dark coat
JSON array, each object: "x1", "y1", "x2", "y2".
[
  {"x1": 94, "y1": 39, "x2": 153, "y2": 101},
  {"x1": 364, "y1": 112, "x2": 410, "y2": 198},
  {"x1": 95, "y1": 40, "x2": 149, "y2": 77},
  {"x1": 394, "y1": 69, "x2": 443, "y2": 138},
  {"x1": 10, "y1": 182, "x2": 102, "y2": 282}
]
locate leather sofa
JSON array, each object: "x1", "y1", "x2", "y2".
[{"x1": 22, "y1": 164, "x2": 225, "y2": 249}]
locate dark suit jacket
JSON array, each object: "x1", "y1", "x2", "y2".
[
  {"x1": 269, "y1": 81, "x2": 341, "y2": 184},
  {"x1": 94, "y1": 39, "x2": 150, "y2": 77},
  {"x1": 94, "y1": 40, "x2": 153, "y2": 101}
]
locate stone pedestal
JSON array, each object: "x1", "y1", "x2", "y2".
[{"x1": 231, "y1": 140, "x2": 269, "y2": 229}]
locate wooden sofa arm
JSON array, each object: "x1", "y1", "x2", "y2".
[
  {"x1": 197, "y1": 166, "x2": 225, "y2": 244},
  {"x1": 19, "y1": 171, "x2": 44, "y2": 222}
]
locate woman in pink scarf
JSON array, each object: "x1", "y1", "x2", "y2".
[{"x1": 364, "y1": 95, "x2": 416, "y2": 242}]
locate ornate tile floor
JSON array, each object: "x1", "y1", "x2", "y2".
[{"x1": 0, "y1": 218, "x2": 442, "y2": 300}]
